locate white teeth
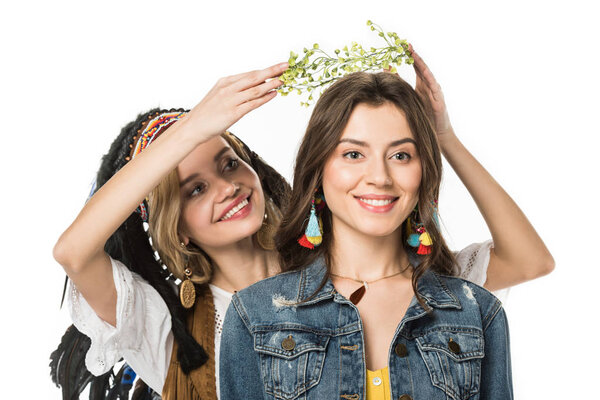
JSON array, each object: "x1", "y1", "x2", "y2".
[
  {"x1": 359, "y1": 198, "x2": 393, "y2": 206},
  {"x1": 220, "y1": 199, "x2": 249, "y2": 221}
]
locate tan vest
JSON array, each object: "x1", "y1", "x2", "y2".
[{"x1": 162, "y1": 285, "x2": 218, "y2": 400}]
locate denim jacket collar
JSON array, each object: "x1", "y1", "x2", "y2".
[{"x1": 295, "y1": 256, "x2": 462, "y2": 311}]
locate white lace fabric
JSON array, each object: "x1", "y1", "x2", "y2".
[
  {"x1": 455, "y1": 240, "x2": 494, "y2": 285},
  {"x1": 67, "y1": 257, "x2": 173, "y2": 393},
  {"x1": 455, "y1": 239, "x2": 509, "y2": 301}
]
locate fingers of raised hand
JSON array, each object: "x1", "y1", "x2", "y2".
[
  {"x1": 232, "y1": 62, "x2": 288, "y2": 92},
  {"x1": 214, "y1": 62, "x2": 287, "y2": 92},
  {"x1": 237, "y1": 78, "x2": 282, "y2": 105},
  {"x1": 236, "y1": 90, "x2": 278, "y2": 118},
  {"x1": 230, "y1": 73, "x2": 283, "y2": 121},
  {"x1": 412, "y1": 51, "x2": 440, "y2": 92}
]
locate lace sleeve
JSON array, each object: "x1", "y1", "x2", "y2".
[
  {"x1": 67, "y1": 257, "x2": 173, "y2": 393},
  {"x1": 454, "y1": 240, "x2": 494, "y2": 286},
  {"x1": 454, "y1": 240, "x2": 510, "y2": 302}
]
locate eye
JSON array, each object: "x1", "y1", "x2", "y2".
[
  {"x1": 391, "y1": 152, "x2": 411, "y2": 161},
  {"x1": 343, "y1": 151, "x2": 363, "y2": 160},
  {"x1": 189, "y1": 183, "x2": 207, "y2": 197},
  {"x1": 224, "y1": 157, "x2": 239, "y2": 171}
]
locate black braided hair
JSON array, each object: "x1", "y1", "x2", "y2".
[{"x1": 51, "y1": 108, "x2": 291, "y2": 398}]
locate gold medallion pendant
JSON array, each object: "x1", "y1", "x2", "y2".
[{"x1": 179, "y1": 268, "x2": 196, "y2": 309}]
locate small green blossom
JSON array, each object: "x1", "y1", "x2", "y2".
[{"x1": 278, "y1": 20, "x2": 413, "y2": 106}]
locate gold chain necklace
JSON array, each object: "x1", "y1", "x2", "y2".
[{"x1": 330, "y1": 262, "x2": 411, "y2": 305}]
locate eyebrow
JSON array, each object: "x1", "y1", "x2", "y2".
[
  {"x1": 213, "y1": 146, "x2": 230, "y2": 162},
  {"x1": 179, "y1": 173, "x2": 199, "y2": 188},
  {"x1": 338, "y1": 138, "x2": 417, "y2": 147},
  {"x1": 179, "y1": 147, "x2": 232, "y2": 188}
]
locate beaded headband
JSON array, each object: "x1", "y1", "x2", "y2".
[
  {"x1": 127, "y1": 110, "x2": 187, "y2": 222},
  {"x1": 127, "y1": 111, "x2": 187, "y2": 161}
]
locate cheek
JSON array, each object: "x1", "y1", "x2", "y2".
[
  {"x1": 238, "y1": 163, "x2": 263, "y2": 192},
  {"x1": 400, "y1": 163, "x2": 422, "y2": 194},
  {"x1": 238, "y1": 165, "x2": 266, "y2": 214},
  {"x1": 388, "y1": 157, "x2": 422, "y2": 197},
  {"x1": 180, "y1": 199, "x2": 212, "y2": 236},
  {"x1": 322, "y1": 158, "x2": 361, "y2": 198}
]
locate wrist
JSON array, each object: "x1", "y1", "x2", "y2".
[
  {"x1": 176, "y1": 114, "x2": 215, "y2": 146},
  {"x1": 437, "y1": 127, "x2": 458, "y2": 149}
]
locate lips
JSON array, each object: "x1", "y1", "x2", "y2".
[
  {"x1": 354, "y1": 194, "x2": 398, "y2": 213},
  {"x1": 218, "y1": 194, "x2": 251, "y2": 222}
]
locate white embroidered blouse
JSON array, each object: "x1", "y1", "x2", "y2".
[{"x1": 68, "y1": 240, "x2": 496, "y2": 396}]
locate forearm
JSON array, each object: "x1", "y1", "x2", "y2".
[
  {"x1": 54, "y1": 116, "x2": 203, "y2": 272},
  {"x1": 439, "y1": 131, "x2": 554, "y2": 289}
]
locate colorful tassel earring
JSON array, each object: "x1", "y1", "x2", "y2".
[
  {"x1": 406, "y1": 202, "x2": 436, "y2": 255},
  {"x1": 298, "y1": 192, "x2": 325, "y2": 249}
]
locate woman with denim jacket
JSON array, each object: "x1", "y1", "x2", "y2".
[{"x1": 220, "y1": 48, "x2": 553, "y2": 399}]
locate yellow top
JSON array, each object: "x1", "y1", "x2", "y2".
[{"x1": 366, "y1": 367, "x2": 391, "y2": 400}]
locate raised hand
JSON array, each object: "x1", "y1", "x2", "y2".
[
  {"x1": 410, "y1": 45, "x2": 454, "y2": 139},
  {"x1": 184, "y1": 62, "x2": 288, "y2": 142}
]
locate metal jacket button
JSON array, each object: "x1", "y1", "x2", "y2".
[
  {"x1": 448, "y1": 338, "x2": 461, "y2": 354},
  {"x1": 394, "y1": 343, "x2": 408, "y2": 357},
  {"x1": 281, "y1": 335, "x2": 296, "y2": 351},
  {"x1": 398, "y1": 395, "x2": 412, "y2": 400}
]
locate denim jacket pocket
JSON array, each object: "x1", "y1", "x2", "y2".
[
  {"x1": 416, "y1": 328, "x2": 484, "y2": 400},
  {"x1": 254, "y1": 329, "x2": 330, "y2": 400}
]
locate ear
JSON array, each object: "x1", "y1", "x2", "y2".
[{"x1": 178, "y1": 234, "x2": 190, "y2": 247}]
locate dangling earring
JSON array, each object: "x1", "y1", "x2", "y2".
[
  {"x1": 179, "y1": 242, "x2": 196, "y2": 309},
  {"x1": 298, "y1": 191, "x2": 325, "y2": 249},
  {"x1": 257, "y1": 206, "x2": 276, "y2": 250},
  {"x1": 406, "y1": 203, "x2": 434, "y2": 255}
]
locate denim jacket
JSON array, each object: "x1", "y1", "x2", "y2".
[{"x1": 220, "y1": 257, "x2": 513, "y2": 400}]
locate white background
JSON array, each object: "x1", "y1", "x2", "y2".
[{"x1": 1, "y1": 0, "x2": 598, "y2": 398}]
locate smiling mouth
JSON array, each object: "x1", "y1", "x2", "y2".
[
  {"x1": 219, "y1": 197, "x2": 250, "y2": 221},
  {"x1": 357, "y1": 197, "x2": 396, "y2": 206},
  {"x1": 354, "y1": 195, "x2": 399, "y2": 213}
]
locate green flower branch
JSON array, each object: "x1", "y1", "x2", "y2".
[{"x1": 277, "y1": 20, "x2": 413, "y2": 106}]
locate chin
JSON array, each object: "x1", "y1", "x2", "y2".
[
  {"x1": 231, "y1": 214, "x2": 264, "y2": 240},
  {"x1": 351, "y1": 219, "x2": 401, "y2": 238},
  {"x1": 200, "y1": 212, "x2": 264, "y2": 248}
]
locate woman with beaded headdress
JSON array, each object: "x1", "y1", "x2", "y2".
[
  {"x1": 52, "y1": 63, "x2": 292, "y2": 399},
  {"x1": 51, "y1": 49, "x2": 552, "y2": 399}
]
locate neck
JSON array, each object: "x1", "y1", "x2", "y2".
[
  {"x1": 203, "y1": 236, "x2": 279, "y2": 293},
  {"x1": 329, "y1": 220, "x2": 411, "y2": 282}
]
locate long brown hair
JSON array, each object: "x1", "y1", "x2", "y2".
[{"x1": 275, "y1": 72, "x2": 455, "y2": 307}]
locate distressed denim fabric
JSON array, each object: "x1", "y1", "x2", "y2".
[{"x1": 220, "y1": 257, "x2": 513, "y2": 400}]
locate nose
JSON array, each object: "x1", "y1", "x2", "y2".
[
  {"x1": 365, "y1": 158, "x2": 392, "y2": 188},
  {"x1": 215, "y1": 180, "x2": 240, "y2": 203}
]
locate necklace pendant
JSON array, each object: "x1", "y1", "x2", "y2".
[
  {"x1": 349, "y1": 284, "x2": 366, "y2": 305},
  {"x1": 179, "y1": 279, "x2": 196, "y2": 309}
]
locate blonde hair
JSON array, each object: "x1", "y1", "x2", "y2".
[{"x1": 148, "y1": 132, "x2": 282, "y2": 284}]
